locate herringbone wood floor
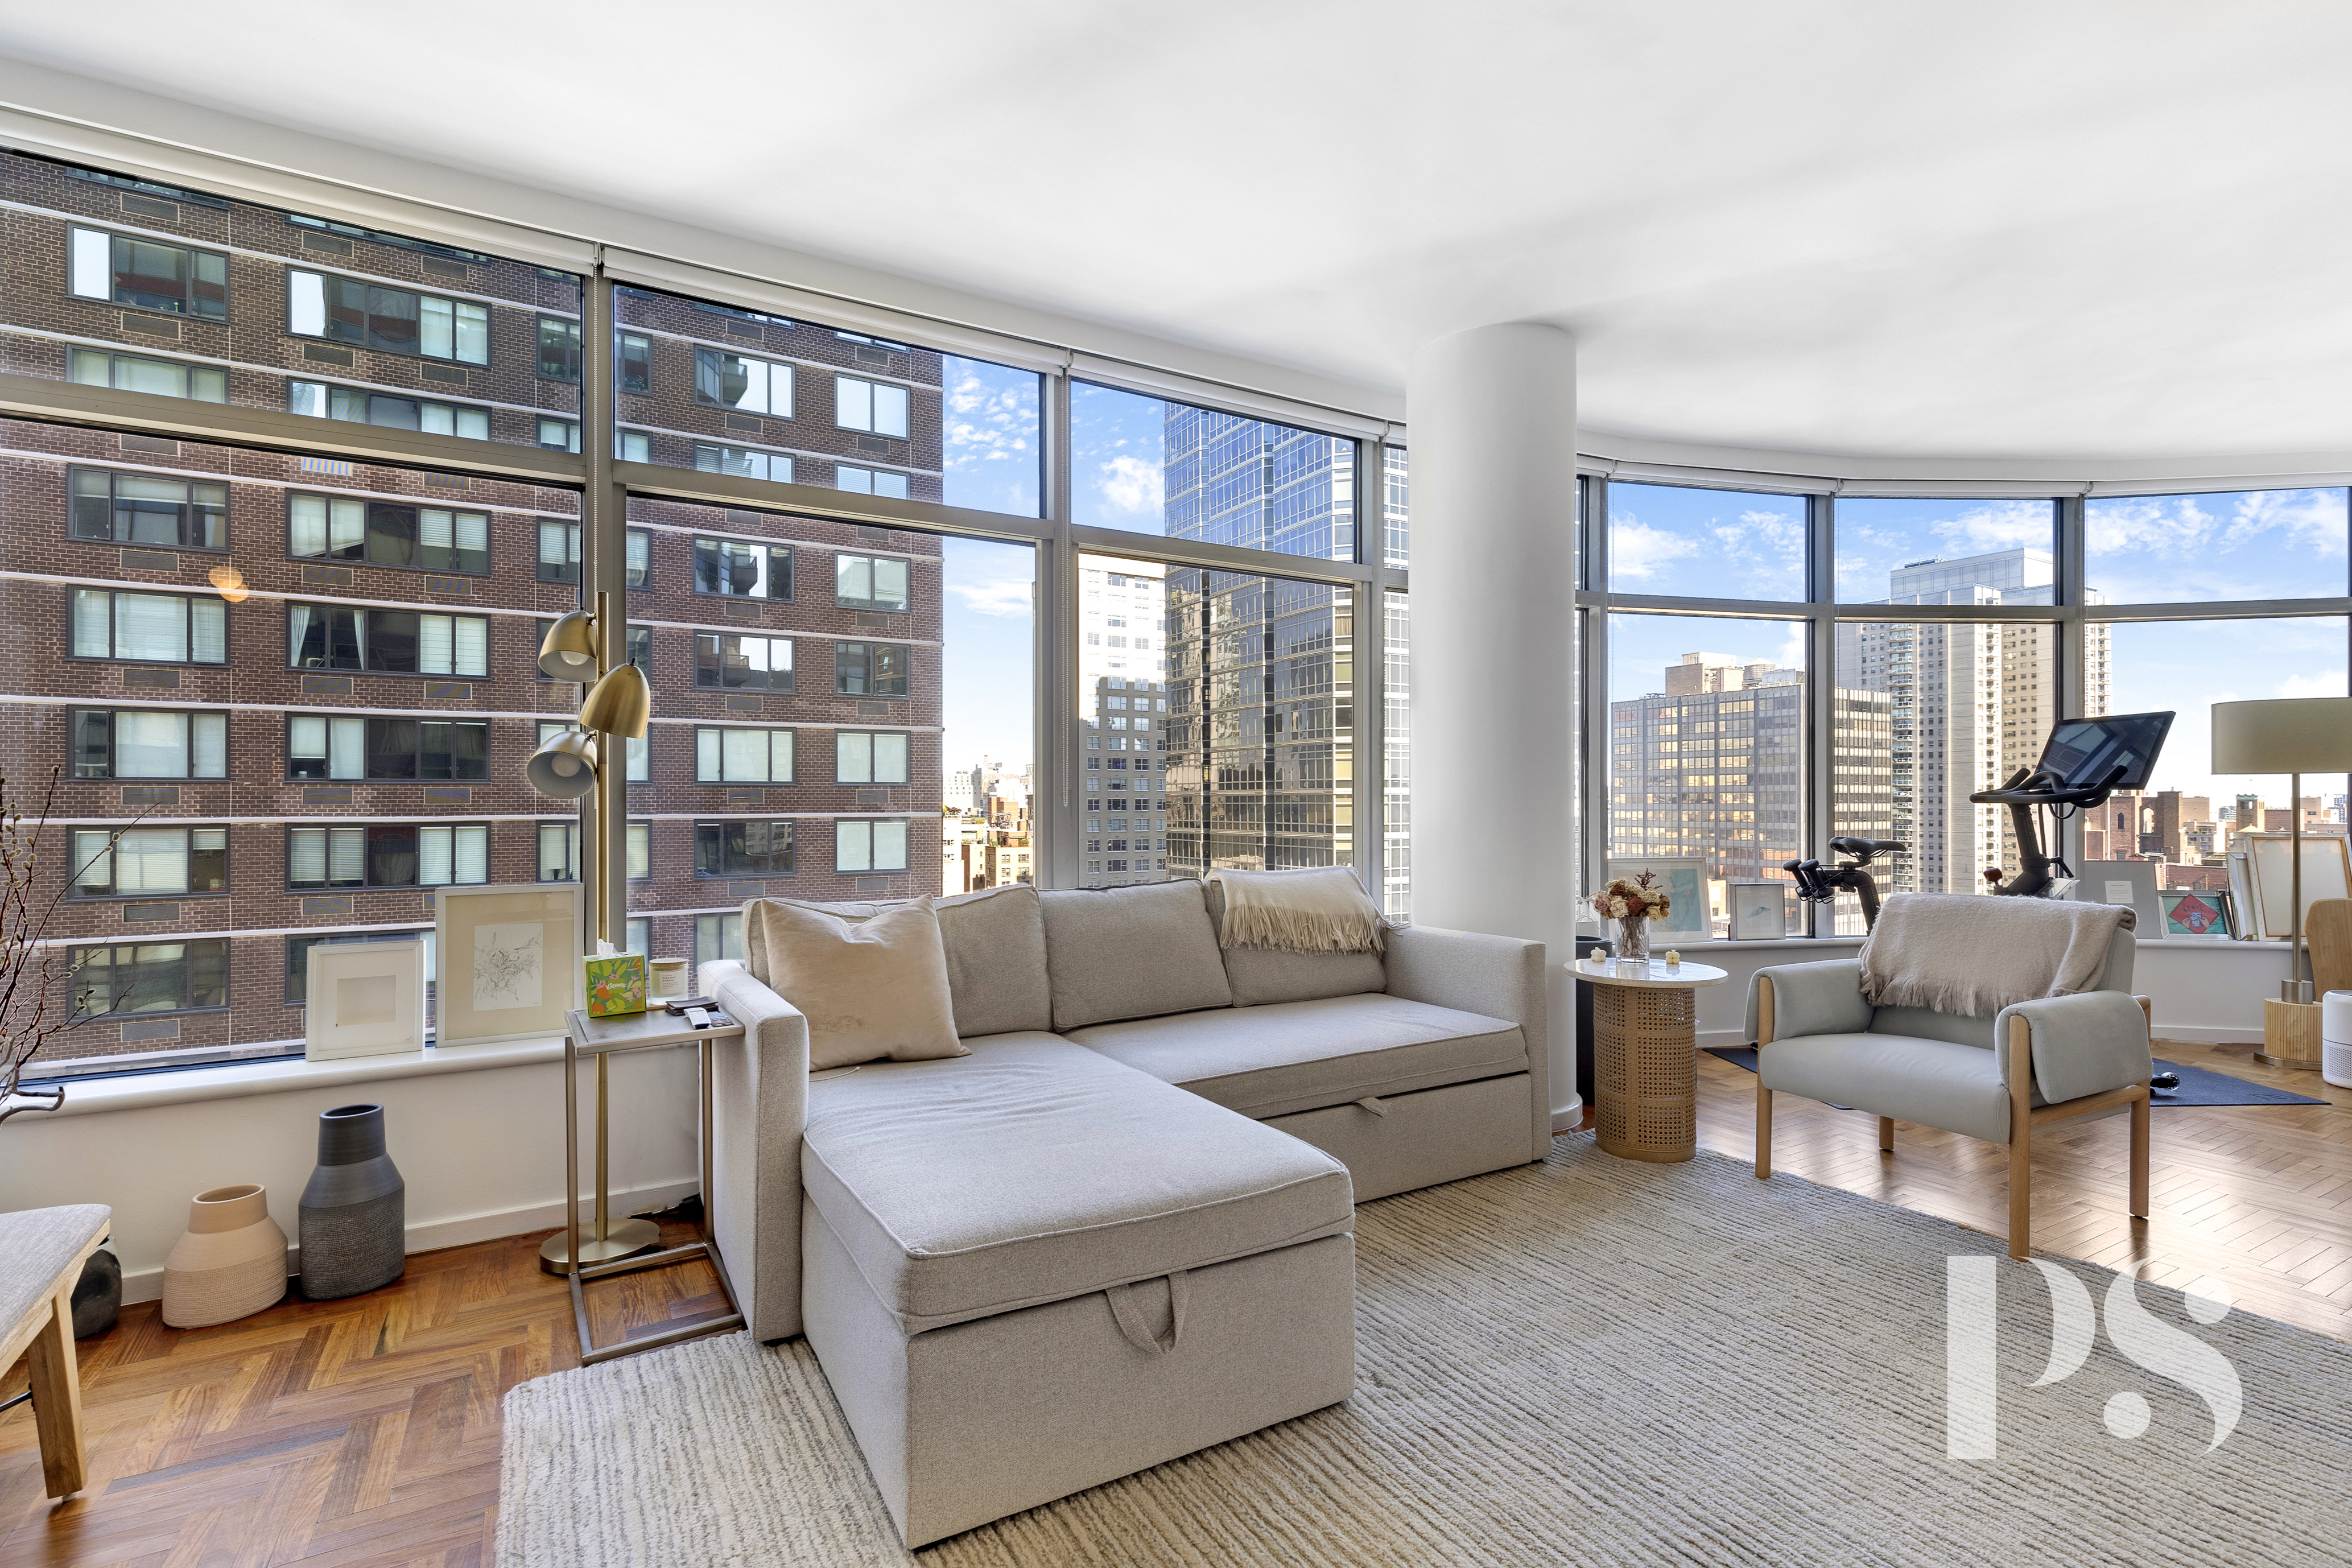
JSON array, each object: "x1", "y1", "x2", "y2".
[
  {"x1": 4, "y1": 1042, "x2": 2347, "y2": 1564},
  {"x1": 1699, "y1": 1038, "x2": 2352, "y2": 1342},
  {"x1": 0, "y1": 1221, "x2": 727, "y2": 1567}
]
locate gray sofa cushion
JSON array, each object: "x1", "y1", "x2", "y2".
[
  {"x1": 743, "y1": 884, "x2": 1050, "y2": 1038},
  {"x1": 1038, "y1": 882, "x2": 1232, "y2": 1030},
  {"x1": 1067, "y1": 993, "x2": 1526, "y2": 1121},
  {"x1": 1759, "y1": 1031, "x2": 2022, "y2": 1144},
  {"x1": 800, "y1": 1031, "x2": 1351, "y2": 1334},
  {"x1": 1204, "y1": 878, "x2": 1385, "y2": 1008}
]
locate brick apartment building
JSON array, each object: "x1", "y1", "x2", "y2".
[{"x1": 0, "y1": 150, "x2": 943, "y2": 1071}]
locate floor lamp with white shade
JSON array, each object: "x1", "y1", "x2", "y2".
[{"x1": 2210, "y1": 695, "x2": 2352, "y2": 1070}]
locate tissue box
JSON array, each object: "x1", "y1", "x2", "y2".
[{"x1": 582, "y1": 951, "x2": 648, "y2": 1018}]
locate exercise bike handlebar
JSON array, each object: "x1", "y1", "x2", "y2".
[{"x1": 1967, "y1": 761, "x2": 2131, "y2": 810}]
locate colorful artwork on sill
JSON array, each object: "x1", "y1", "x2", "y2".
[
  {"x1": 583, "y1": 951, "x2": 648, "y2": 1018},
  {"x1": 2160, "y1": 889, "x2": 2235, "y2": 940},
  {"x1": 1603, "y1": 858, "x2": 1708, "y2": 940}
]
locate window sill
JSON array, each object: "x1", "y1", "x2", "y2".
[
  {"x1": 23, "y1": 1034, "x2": 563, "y2": 1119},
  {"x1": 1581, "y1": 933, "x2": 2291, "y2": 953}
]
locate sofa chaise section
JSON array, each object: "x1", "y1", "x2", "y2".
[{"x1": 798, "y1": 1031, "x2": 1356, "y2": 1546}]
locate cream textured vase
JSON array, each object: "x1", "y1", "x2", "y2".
[{"x1": 162, "y1": 1184, "x2": 289, "y2": 1328}]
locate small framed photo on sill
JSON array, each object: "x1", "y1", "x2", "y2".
[
  {"x1": 2159, "y1": 888, "x2": 2234, "y2": 940},
  {"x1": 303, "y1": 936, "x2": 427, "y2": 1061},
  {"x1": 1727, "y1": 882, "x2": 1786, "y2": 940}
]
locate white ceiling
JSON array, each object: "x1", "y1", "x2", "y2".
[{"x1": 2, "y1": 3, "x2": 2349, "y2": 463}]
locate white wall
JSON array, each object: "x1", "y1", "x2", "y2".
[{"x1": 0, "y1": 1045, "x2": 698, "y2": 1305}]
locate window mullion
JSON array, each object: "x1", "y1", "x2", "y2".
[{"x1": 1039, "y1": 366, "x2": 1078, "y2": 889}]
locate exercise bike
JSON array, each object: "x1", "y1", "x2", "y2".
[
  {"x1": 1785, "y1": 837, "x2": 1907, "y2": 930},
  {"x1": 1969, "y1": 711, "x2": 2174, "y2": 898}
]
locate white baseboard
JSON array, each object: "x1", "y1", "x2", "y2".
[
  {"x1": 116, "y1": 1175, "x2": 702, "y2": 1306},
  {"x1": 2147, "y1": 1025, "x2": 2266, "y2": 1047}
]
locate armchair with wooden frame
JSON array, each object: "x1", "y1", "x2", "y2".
[{"x1": 1746, "y1": 923, "x2": 2152, "y2": 1260}]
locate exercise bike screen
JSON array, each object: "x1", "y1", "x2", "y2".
[{"x1": 2036, "y1": 711, "x2": 2174, "y2": 791}]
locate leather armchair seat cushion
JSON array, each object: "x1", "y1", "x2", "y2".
[{"x1": 1068, "y1": 993, "x2": 1525, "y2": 1121}]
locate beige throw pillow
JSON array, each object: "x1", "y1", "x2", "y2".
[{"x1": 750, "y1": 896, "x2": 968, "y2": 1070}]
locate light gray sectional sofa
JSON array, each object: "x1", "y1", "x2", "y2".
[{"x1": 700, "y1": 877, "x2": 1548, "y2": 1546}]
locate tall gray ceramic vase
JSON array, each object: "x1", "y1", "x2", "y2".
[{"x1": 299, "y1": 1103, "x2": 405, "y2": 1299}]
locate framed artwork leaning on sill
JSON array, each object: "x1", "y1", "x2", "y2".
[
  {"x1": 2159, "y1": 888, "x2": 2235, "y2": 940},
  {"x1": 304, "y1": 935, "x2": 427, "y2": 1061},
  {"x1": 1604, "y1": 856, "x2": 1710, "y2": 942},
  {"x1": 1727, "y1": 881, "x2": 1788, "y2": 940},
  {"x1": 434, "y1": 882, "x2": 583, "y2": 1047}
]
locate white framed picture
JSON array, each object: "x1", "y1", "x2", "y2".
[
  {"x1": 2242, "y1": 833, "x2": 2352, "y2": 943},
  {"x1": 2065, "y1": 859, "x2": 2164, "y2": 935},
  {"x1": 1604, "y1": 856, "x2": 1710, "y2": 941},
  {"x1": 304, "y1": 936, "x2": 428, "y2": 1061},
  {"x1": 1727, "y1": 881, "x2": 1787, "y2": 940},
  {"x1": 435, "y1": 882, "x2": 583, "y2": 1047}
]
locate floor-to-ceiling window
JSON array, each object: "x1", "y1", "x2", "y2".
[
  {"x1": 0, "y1": 147, "x2": 1398, "y2": 1084},
  {"x1": 1584, "y1": 476, "x2": 2352, "y2": 938}
]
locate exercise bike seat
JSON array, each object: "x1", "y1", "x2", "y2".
[{"x1": 1827, "y1": 837, "x2": 1906, "y2": 859}]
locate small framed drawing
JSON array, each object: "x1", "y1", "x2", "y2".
[
  {"x1": 1727, "y1": 882, "x2": 1786, "y2": 940},
  {"x1": 583, "y1": 950, "x2": 647, "y2": 1018},
  {"x1": 2159, "y1": 888, "x2": 2234, "y2": 940},
  {"x1": 304, "y1": 936, "x2": 427, "y2": 1061},
  {"x1": 1605, "y1": 856, "x2": 1709, "y2": 942},
  {"x1": 2065, "y1": 860, "x2": 2164, "y2": 934},
  {"x1": 435, "y1": 882, "x2": 583, "y2": 1047}
]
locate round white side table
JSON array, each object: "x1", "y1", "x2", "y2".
[{"x1": 1570, "y1": 958, "x2": 1728, "y2": 1162}]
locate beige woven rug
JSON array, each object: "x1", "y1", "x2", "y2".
[{"x1": 498, "y1": 1138, "x2": 2352, "y2": 1566}]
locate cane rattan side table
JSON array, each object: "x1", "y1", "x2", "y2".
[{"x1": 1570, "y1": 957, "x2": 1728, "y2": 1162}]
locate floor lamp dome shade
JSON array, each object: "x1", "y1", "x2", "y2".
[
  {"x1": 526, "y1": 727, "x2": 600, "y2": 799},
  {"x1": 2210, "y1": 697, "x2": 2352, "y2": 774},
  {"x1": 579, "y1": 662, "x2": 653, "y2": 739},
  {"x1": 537, "y1": 610, "x2": 601, "y2": 682}
]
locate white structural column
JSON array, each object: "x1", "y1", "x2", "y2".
[{"x1": 1407, "y1": 323, "x2": 1581, "y2": 1127}]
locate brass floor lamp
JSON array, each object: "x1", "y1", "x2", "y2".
[
  {"x1": 2211, "y1": 696, "x2": 2352, "y2": 1070},
  {"x1": 526, "y1": 593, "x2": 659, "y2": 1270}
]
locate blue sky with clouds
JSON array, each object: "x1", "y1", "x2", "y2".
[
  {"x1": 1607, "y1": 483, "x2": 1807, "y2": 600},
  {"x1": 1071, "y1": 381, "x2": 1171, "y2": 533}
]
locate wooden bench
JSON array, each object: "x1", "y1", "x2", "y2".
[{"x1": 1, "y1": 1204, "x2": 111, "y2": 1499}]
